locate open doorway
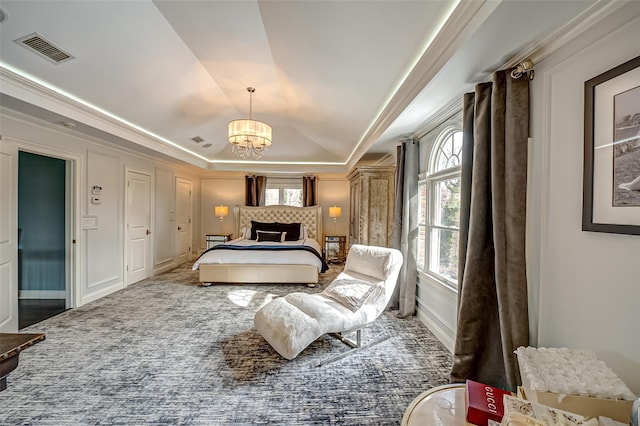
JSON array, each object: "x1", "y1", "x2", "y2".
[{"x1": 17, "y1": 151, "x2": 69, "y2": 329}]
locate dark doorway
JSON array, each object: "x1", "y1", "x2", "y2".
[{"x1": 18, "y1": 151, "x2": 67, "y2": 329}]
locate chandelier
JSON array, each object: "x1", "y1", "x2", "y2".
[{"x1": 228, "y1": 87, "x2": 272, "y2": 160}]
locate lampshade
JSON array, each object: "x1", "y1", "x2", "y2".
[
  {"x1": 215, "y1": 205, "x2": 229, "y2": 218},
  {"x1": 329, "y1": 206, "x2": 341, "y2": 218},
  {"x1": 228, "y1": 87, "x2": 272, "y2": 160}
]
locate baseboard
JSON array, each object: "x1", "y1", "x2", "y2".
[
  {"x1": 416, "y1": 309, "x2": 455, "y2": 353},
  {"x1": 153, "y1": 261, "x2": 177, "y2": 275},
  {"x1": 19, "y1": 290, "x2": 66, "y2": 300},
  {"x1": 80, "y1": 281, "x2": 124, "y2": 306}
]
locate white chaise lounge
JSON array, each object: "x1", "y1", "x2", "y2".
[{"x1": 254, "y1": 244, "x2": 403, "y2": 361}]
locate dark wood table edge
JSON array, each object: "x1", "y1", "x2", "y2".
[{"x1": 0, "y1": 333, "x2": 46, "y2": 391}]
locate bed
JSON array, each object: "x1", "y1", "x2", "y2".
[{"x1": 193, "y1": 205, "x2": 326, "y2": 285}]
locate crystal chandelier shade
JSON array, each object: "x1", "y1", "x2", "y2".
[{"x1": 228, "y1": 87, "x2": 272, "y2": 160}]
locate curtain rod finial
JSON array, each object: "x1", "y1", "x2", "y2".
[{"x1": 511, "y1": 58, "x2": 535, "y2": 80}]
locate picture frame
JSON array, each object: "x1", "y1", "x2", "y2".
[{"x1": 583, "y1": 55, "x2": 640, "y2": 235}]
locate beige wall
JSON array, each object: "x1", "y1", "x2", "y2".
[{"x1": 199, "y1": 174, "x2": 350, "y2": 249}]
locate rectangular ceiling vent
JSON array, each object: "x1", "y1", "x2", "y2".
[{"x1": 15, "y1": 33, "x2": 74, "y2": 64}]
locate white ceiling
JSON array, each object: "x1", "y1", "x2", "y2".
[{"x1": 0, "y1": 0, "x2": 602, "y2": 174}]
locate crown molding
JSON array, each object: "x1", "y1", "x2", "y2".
[
  {"x1": 346, "y1": 0, "x2": 499, "y2": 172},
  {"x1": 503, "y1": 0, "x2": 628, "y2": 70},
  {"x1": 414, "y1": 97, "x2": 464, "y2": 140},
  {"x1": 0, "y1": 65, "x2": 209, "y2": 169}
]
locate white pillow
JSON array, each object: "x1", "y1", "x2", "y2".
[
  {"x1": 344, "y1": 245, "x2": 392, "y2": 280},
  {"x1": 239, "y1": 227, "x2": 251, "y2": 239},
  {"x1": 299, "y1": 224, "x2": 309, "y2": 239},
  {"x1": 322, "y1": 278, "x2": 381, "y2": 312}
]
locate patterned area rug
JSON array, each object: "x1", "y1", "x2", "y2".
[{"x1": 1, "y1": 263, "x2": 453, "y2": 425}]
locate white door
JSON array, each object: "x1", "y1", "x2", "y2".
[
  {"x1": 125, "y1": 170, "x2": 151, "y2": 285},
  {"x1": 175, "y1": 177, "x2": 192, "y2": 264},
  {"x1": 0, "y1": 138, "x2": 18, "y2": 332}
]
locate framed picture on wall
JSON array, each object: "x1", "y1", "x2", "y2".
[{"x1": 583, "y1": 55, "x2": 640, "y2": 235}]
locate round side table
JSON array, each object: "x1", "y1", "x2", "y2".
[{"x1": 402, "y1": 383, "x2": 468, "y2": 426}]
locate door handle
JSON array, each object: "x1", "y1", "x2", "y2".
[
  {"x1": 146, "y1": 229, "x2": 151, "y2": 235},
  {"x1": 178, "y1": 226, "x2": 182, "y2": 231}
]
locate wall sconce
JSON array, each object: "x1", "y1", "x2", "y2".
[
  {"x1": 215, "y1": 205, "x2": 228, "y2": 232},
  {"x1": 329, "y1": 206, "x2": 341, "y2": 235}
]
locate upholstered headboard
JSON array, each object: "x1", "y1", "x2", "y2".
[{"x1": 235, "y1": 205, "x2": 323, "y2": 242}]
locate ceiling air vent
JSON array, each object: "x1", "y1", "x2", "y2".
[{"x1": 15, "y1": 33, "x2": 74, "y2": 64}]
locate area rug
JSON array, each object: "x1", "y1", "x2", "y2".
[{"x1": 1, "y1": 263, "x2": 453, "y2": 425}]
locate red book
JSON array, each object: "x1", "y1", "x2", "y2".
[{"x1": 466, "y1": 379, "x2": 511, "y2": 426}]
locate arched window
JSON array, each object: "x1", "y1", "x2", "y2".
[{"x1": 418, "y1": 128, "x2": 462, "y2": 286}]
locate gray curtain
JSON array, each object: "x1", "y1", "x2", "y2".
[
  {"x1": 302, "y1": 176, "x2": 317, "y2": 206},
  {"x1": 390, "y1": 139, "x2": 419, "y2": 317},
  {"x1": 450, "y1": 70, "x2": 529, "y2": 391},
  {"x1": 245, "y1": 175, "x2": 266, "y2": 206}
]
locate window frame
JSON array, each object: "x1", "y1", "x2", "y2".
[
  {"x1": 418, "y1": 127, "x2": 462, "y2": 289},
  {"x1": 265, "y1": 178, "x2": 303, "y2": 207}
]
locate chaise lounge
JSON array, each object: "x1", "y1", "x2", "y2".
[{"x1": 254, "y1": 244, "x2": 403, "y2": 361}]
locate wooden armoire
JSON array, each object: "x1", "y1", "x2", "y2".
[{"x1": 347, "y1": 166, "x2": 395, "y2": 248}]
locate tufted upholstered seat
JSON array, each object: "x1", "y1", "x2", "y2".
[{"x1": 254, "y1": 244, "x2": 403, "y2": 360}]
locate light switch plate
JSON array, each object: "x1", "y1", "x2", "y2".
[{"x1": 82, "y1": 216, "x2": 98, "y2": 229}]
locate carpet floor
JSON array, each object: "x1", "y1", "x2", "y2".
[{"x1": 1, "y1": 262, "x2": 453, "y2": 425}]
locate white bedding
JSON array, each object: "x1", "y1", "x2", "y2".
[{"x1": 192, "y1": 238, "x2": 324, "y2": 272}]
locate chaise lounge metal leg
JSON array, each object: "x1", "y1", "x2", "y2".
[{"x1": 316, "y1": 329, "x2": 391, "y2": 366}]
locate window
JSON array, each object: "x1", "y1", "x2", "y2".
[
  {"x1": 265, "y1": 178, "x2": 303, "y2": 207},
  {"x1": 418, "y1": 129, "x2": 462, "y2": 286}
]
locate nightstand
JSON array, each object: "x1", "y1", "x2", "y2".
[
  {"x1": 206, "y1": 234, "x2": 232, "y2": 249},
  {"x1": 324, "y1": 235, "x2": 346, "y2": 264}
]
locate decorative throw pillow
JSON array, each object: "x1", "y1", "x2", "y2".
[
  {"x1": 275, "y1": 222, "x2": 301, "y2": 241},
  {"x1": 321, "y1": 279, "x2": 381, "y2": 312},
  {"x1": 250, "y1": 221, "x2": 274, "y2": 240},
  {"x1": 256, "y1": 230, "x2": 286, "y2": 242},
  {"x1": 250, "y1": 221, "x2": 301, "y2": 241},
  {"x1": 300, "y1": 225, "x2": 309, "y2": 239}
]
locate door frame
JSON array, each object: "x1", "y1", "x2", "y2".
[
  {"x1": 175, "y1": 177, "x2": 193, "y2": 263},
  {"x1": 123, "y1": 166, "x2": 154, "y2": 286},
  {"x1": 9, "y1": 137, "x2": 81, "y2": 310}
]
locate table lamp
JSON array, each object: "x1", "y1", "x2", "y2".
[
  {"x1": 215, "y1": 205, "x2": 228, "y2": 232},
  {"x1": 329, "y1": 206, "x2": 341, "y2": 235}
]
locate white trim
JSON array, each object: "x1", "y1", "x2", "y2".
[
  {"x1": 153, "y1": 261, "x2": 177, "y2": 276},
  {"x1": 80, "y1": 281, "x2": 124, "y2": 306},
  {"x1": 428, "y1": 128, "x2": 463, "y2": 175},
  {"x1": 124, "y1": 167, "x2": 154, "y2": 286},
  {"x1": 505, "y1": 1, "x2": 628, "y2": 71},
  {"x1": 346, "y1": 0, "x2": 496, "y2": 171},
  {"x1": 531, "y1": 13, "x2": 640, "y2": 346},
  {"x1": 0, "y1": 65, "x2": 210, "y2": 168},
  {"x1": 418, "y1": 270, "x2": 458, "y2": 293},
  {"x1": 19, "y1": 290, "x2": 66, "y2": 300},
  {"x1": 415, "y1": 98, "x2": 464, "y2": 140},
  {"x1": 416, "y1": 308, "x2": 455, "y2": 353},
  {"x1": 6, "y1": 136, "x2": 82, "y2": 310},
  {"x1": 421, "y1": 128, "x2": 462, "y2": 286}
]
